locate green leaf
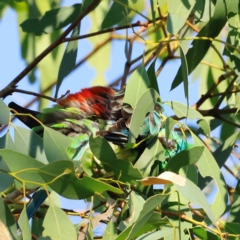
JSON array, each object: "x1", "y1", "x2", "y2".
[
  {"x1": 171, "y1": 0, "x2": 228, "y2": 90},
  {"x1": 43, "y1": 126, "x2": 72, "y2": 162},
  {"x1": 162, "y1": 172, "x2": 217, "y2": 224},
  {"x1": 89, "y1": 136, "x2": 142, "y2": 184},
  {"x1": 42, "y1": 204, "x2": 77, "y2": 240},
  {"x1": 228, "y1": 194, "x2": 240, "y2": 223},
  {"x1": 14, "y1": 126, "x2": 48, "y2": 163},
  {"x1": 213, "y1": 130, "x2": 239, "y2": 168},
  {"x1": 136, "y1": 227, "x2": 174, "y2": 240},
  {"x1": 167, "y1": 0, "x2": 196, "y2": 34},
  {"x1": 39, "y1": 160, "x2": 122, "y2": 199},
  {"x1": 164, "y1": 101, "x2": 210, "y2": 137},
  {"x1": 0, "y1": 99, "x2": 10, "y2": 125},
  {"x1": 101, "y1": 0, "x2": 128, "y2": 29},
  {"x1": 80, "y1": 147, "x2": 94, "y2": 176},
  {"x1": 0, "y1": 149, "x2": 45, "y2": 188},
  {"x1": 222, "y1": 222, "x2": 240, "y2": 239},
  {"x1": 135, "y1": 136, "x2": 165, "y2": 177},
  {"x1": 191, "y1": 132, "x2": 228, "y2": 221},
  {"x1": 190, "y1": 226, "x2": 220, "y2": 240},
  {"x1": 0, "y1": 131, "x2": 15, "y2": 150},
  {"x1": 0, "y1": 133, "x2": 14, "y2": 191},
  {"x1": 128, "y1": 88, "x2": 160, "y2": 142},
  {"x1": 180, "y1": 164, "x2": 198, "y2": 185},
  {"x1": 126, "y1": 194, "x2": 167, "y2": 240},
  {"x1": 161, "y1": 204, "x2": 192, "y2": 240},
  {"x1": 179, "y1": 45, "x2": 189, "y2": 105},
  {"x1": 124, "y1": 64, "x2": 150, "y2": 108},
  {"x1": 0, "y1": 197, "x2": 17, "y2": 240},
  {"x1": 164, "y1": 101, "x2": 201, "y2": 118},
  {"x1": 102, "y1": 219, "x2": 118, "y2": 240},
  {"x1": 165, "y1": 146, "x2": 204, "y2": 173},
  {"x1": 149, "y1": 0, "x2": 156, "y2": 27},
  {"x1": 119, "y1": 191, "x2": 145, "y2": 230},
  {"x1": 197, "y1": 119, "x2": 211, "y2": 137},
  {"x1": 55, "y1": 24, "x2": 80, "y2": 98},
  {"x1": 164, "y1": 117, "x2": 178, "y2": 139},
  {"x1": 20, "y1": 4, "x2": 82, "y2": 35},
  {"x1": 147, "y1": 60, "x2": 160, "y2": 93},
  {"x1": 18, "y1": 206, "x2": 31, "y2": 240},
  {"x1": 117, "y1": 213, "x2": 170, "y2": 240},
  {"x1": 194, "y1": 0, "x2": 214, "y2": 22}
]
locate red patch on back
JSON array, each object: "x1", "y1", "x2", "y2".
[{"x1": 57, "y1": 86, "x2": 115, "y2": 119}]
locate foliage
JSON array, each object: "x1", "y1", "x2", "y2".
[{"x1": 0, "y1": 0, "x2": 240, "y2": 239}]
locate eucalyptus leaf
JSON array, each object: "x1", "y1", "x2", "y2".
[
  {"x1": 20, "y1": 4, "x2": 82, "y2": 35},
  {"x1": 0, "y1": 99, "x2": 10, "y2": 125},
  {"x1": 42, "y1": 204, "x2": 77, "y2": 240}
]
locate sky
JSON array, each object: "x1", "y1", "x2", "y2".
[{"x1": 0, "y1": 0, "x2": 234, "y2": 232}]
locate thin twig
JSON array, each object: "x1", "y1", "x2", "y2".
[
  {"x1": 192, "y1": 70, "x2": 236, "y2": 109},
  {"x1": 73, "y1": 35, "x2": 112, "y2": 71},
  {"x1": 215, "y1": 114, "x2": 240, "y2": 128},
  {"x1": 210, "y1": 89, "x2": 240, "y2": 97},
  {"x1": 13, "y1": 89, "x2": 70, "y2": 102},
  {"x1": 64, "y1": 19, "x2": 163, "y2": 42},
  {"x1": 224, "y1": 164, "x2": 239, "y2": 180}
]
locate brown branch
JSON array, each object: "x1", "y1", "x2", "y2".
[
  {"x1": 215, "y1": 114, "x2": 240, "y2": 128},
  {"x1": 224, "y1": 164, "x2": 239, "y2": 180},
  {"x1": 121, "y1": 25, "x2": 149, "y2": 87},
  {"x1": 12, "y1": 89, "x2": 70, "y2": 102},
  {"x1": 64, "y1": 18, "x2": 165, "y2": 43},
  {"x1": 0, "y1": 0, "x2": 101, "y2": 99},
  {"x1": 214, "y1": 74, "x2": 237, "y2": 109},
  {"x1": 210, "y1": 89, "x2": 240, "y2": 97},
  {"x1": 192, "y1": 70, "x2": 236, "y2": 109},
  {"x1": 108, "y1": 42, "x2": 160, "y2": 87}
]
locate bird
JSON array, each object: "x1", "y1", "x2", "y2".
[{"x1": 8, "y1": 86, "x2": 188, "y2": 223}]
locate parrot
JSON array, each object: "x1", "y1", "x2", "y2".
[{"x1": 8, "y1": 86, "x2": 188, "y2": 224}]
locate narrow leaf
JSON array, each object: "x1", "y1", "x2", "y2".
[
  {"x1": 14, "y1": 126, "x2": 47, "y2": 163},
  {"x1": 55, "y1": 24, "x2": 80, "y2": 97},
  {"x1": 190, "y1": 226, "x2": 220, "y2": 240},
  {"x1": 18, "y1": 206, "x2": 31, "y2": 240},
  {"x1": 101, "y1": 0, "x2": 128, "y2": 29},
  {"x1": 179, "y1": 45, "x2": 189, "y2": 105},
  {"x1": 0, "y1": 197, "x2": 17, "y2": 240},
  {"x1": 102, "y1": 219, "x2": 118, "y2": 240},
  {"x1": 129, "y1": 88, "x2": 160, "y2": 142},
  {"x1": 43, "y1": 126, "x2": 72, "y2": 162},
  {"x1": 167, "y1": 0, "x2": 196, "y2": 34},
  {"x1": 0, "y1": 99, "x2": 10, "y2": 125},
  {"x1": 191, "y1": 131, "x2": 228, "y2": 221},
  {"x1": 124, "y1": 64, "x2": 150, "y2": 108},
  {"x1": 43, "y1": 204, "x2": 77, "y2": 240},
  {"x1": 147, "y1": 60, "x2": 159, "y2": 93},
  {"x1": 171, "y1": 0, "x2": 228, "y2": 90},
  {"x1": 20, "y1": 4, "x2": 82, "y2": 35},
  {"x1": 126, "y1": 194, "x2": 167, "y2": 240}
]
